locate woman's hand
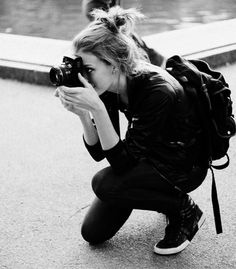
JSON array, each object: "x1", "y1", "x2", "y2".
[
  {"x1": 54, "y1": 86, "x2": 88, "y2": 117},
  {"x1": 55, "y1": 73, "x2": 119, "y2": 151},
  {"x1": 55, "y1": 73, "x2": 104, "y2": 116}
]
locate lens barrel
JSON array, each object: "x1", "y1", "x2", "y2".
[{"x1": 49, "y1": 67, "x2": 64, "y2": 86}]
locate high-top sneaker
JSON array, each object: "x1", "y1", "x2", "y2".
[{"x1": 154, "y1": 196, "x2": 205, "y2": 255}]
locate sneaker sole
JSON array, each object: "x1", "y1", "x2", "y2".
[
  {"x1": 153, "y1": 213, "x2": 205, "y2": 256},
  {"x1": 154, "y1": 240, "x2": 190, "y2": 255}
]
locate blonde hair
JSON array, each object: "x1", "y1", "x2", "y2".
[{"x1": 72, "y1": 6, "x2": 149, "y2": 77}]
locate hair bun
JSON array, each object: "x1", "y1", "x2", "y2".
[
  {"x1": 92, "y1": 6, "x2": 144, "y2": 34},
  {"x1": 115, "y1": 16, "x2": 126, "y2": 28},
  {"x1": 101, "y1": 17, "x2": 117, "y2": 33}
]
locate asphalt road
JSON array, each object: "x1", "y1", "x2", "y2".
[{"x1": 0, "y1": 63, "x2": 236, "y2": 268}]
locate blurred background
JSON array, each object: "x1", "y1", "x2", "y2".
[{"x1": 0, "y1": 0, "x2": 236, "y2": 40}]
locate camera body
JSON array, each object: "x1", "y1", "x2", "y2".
[{"x1": 49, "y1": 56, "x2": 84, "y2": 87}]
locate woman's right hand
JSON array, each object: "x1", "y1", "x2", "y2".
[
  {"x1": 54, "y1": 87, "x2": 89, "y2": 118},
  {"x1": 54, "y1": 73, "x2": 104, "y2": 116}
]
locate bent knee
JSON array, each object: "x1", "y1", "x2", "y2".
[
  {"x1": 81, "y1": 221, "x2": 105, "y2": 244},
  {"x1": 92, "y1": 167, "x2": 114, "y2": 199}
]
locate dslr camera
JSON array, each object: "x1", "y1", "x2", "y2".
[{"x1": 49, "y1": 56, "x2": 84, "y2": 87}]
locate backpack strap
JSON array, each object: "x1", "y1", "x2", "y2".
[{"x1": 209, "y1": 166, "x2": 223, "y2": 234}]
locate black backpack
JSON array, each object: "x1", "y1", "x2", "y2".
[{"x1": 166, "y1": 55, "x2": 236, "y2": 234}]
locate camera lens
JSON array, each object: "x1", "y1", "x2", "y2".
[{"x1": 49, "y1": 67, "x2": 63, "y2": 86}]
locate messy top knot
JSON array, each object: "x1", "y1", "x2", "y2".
[
  {"x1": 114, "y1": 15, "x2": 126, "y2": 28},
  {"x1": 90, "y1": 6, "x2": 144, "y2": 34},
  {"x1": 73, "y1": 6, "x2": 148, "y2": 77},
  {"x1": 99, "y1": 15, "x2": 125, "y2": 33}
]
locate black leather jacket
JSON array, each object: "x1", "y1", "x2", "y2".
[{"x1": 84, "y1": 67, "x2": 206, "y2": 179}]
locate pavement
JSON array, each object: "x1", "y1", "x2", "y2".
[{"x1": 0, "y1": 20, "x2": 236, "y2": 269}]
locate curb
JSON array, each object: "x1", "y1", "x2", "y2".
[
  {"x1": 1, "y1": 47, "x2": 236, "y2": 87},
  {"x1": 0, "y1": 19, "x2": 236, "y2": 86},
  {"x1": 0, "y1": 60, "x2": 50, "y2": 86},
  {"x1": 184, "y1": 45, "x2": 236, "y2": 68}
]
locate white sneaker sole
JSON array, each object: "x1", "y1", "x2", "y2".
[
  {"x1": 153, "y1": 213, "x2": 205, "y2": 255},
  {"x1": 154, "y1": 239, "x2": 190, "y2": 255}
]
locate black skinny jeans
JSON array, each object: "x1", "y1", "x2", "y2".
[{"x1": 81, "y1": 160, "x2": 208, "y2": 244}]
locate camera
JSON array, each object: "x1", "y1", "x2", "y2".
[{"x1": 49, "y1": 56, "x2": 84, "y2": 87}]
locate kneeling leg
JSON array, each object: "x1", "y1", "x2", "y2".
[{"x1": 81, "y1": 196, "x2": 132, "y2": 244}]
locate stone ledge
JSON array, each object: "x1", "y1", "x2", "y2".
[
  {"x1": 184, "y1": 44, "x2": 236, "y2": 68},
  {"x1": 0, "y1": 59, "x2": 51, "y2": 86}
]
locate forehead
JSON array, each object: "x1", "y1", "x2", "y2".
[{"x1": 76, "y1": 50, "x2": 100, "y2": 66}]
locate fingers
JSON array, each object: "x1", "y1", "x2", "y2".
[
  {"x1": 60, "y1": 92, "x2": 76, "y2": 104},
  {"x1": 58, "y1": 86, "x2": 79, "y2": 95},
  {"x1": 78, "y1": 73, "x2": 91, "y2": 88},
  {"x1": 54, "y1": 87, "x2": 62, "y2": 97},
  {"x1": 59, "y1": 96, "x2": 74, "y2": 111},
  {"x1": 57, "y1": 89, "x2": 75, "y2": 103},
  {"x1": 54, "y1": 86, "x2": 87, "y2": 114},
  {"x1": 57, "y1": 87, "x2": 81, "y2": 103},
  {"x1": 57, "y1": 88, "x2": 85, "y2": 110}
]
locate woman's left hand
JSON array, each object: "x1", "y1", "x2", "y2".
[{"x1": 55, "y1": 73, "x2": 103, "y2": 115}]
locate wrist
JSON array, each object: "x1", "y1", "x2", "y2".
[
  {"x1": 78, "y1": 110, "x2": 90, "y2": 120},
  {"x1": 91, "y1": 100, "x2": 106, "y2": 114}
]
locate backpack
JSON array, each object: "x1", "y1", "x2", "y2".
[{"x1": 165, "y1": 55, "x2": 236, "y2": 234}]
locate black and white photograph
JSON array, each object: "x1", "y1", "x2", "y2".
[{"x1": 0, "y1": 1, "x2": 236, "y2": 268}]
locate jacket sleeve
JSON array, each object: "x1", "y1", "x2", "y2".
[
  {"x1": 83, "y1": 135, "x2": 105, "y2": 161},
  {"x1": 103, "y1": 139, "x2": 138, "y2": 173},
  {"x1": 83, "y1": 92, "x2": 121, "y2": 162}
]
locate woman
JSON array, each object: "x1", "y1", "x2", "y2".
[{"x1": 55, "y1": 7, "x2": 208, "y2": 255}]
